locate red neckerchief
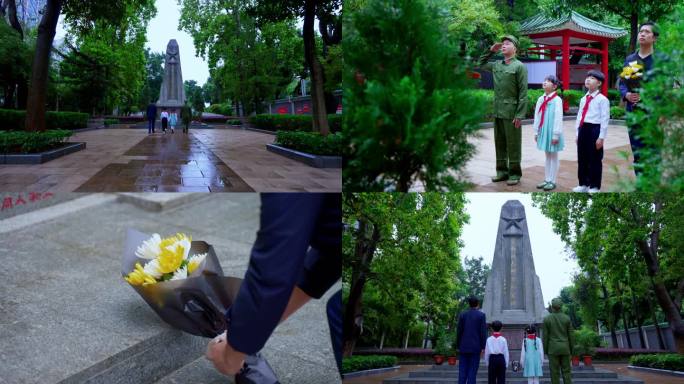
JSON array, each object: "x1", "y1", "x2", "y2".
[
  {"x1": 538, "y1": 92, "x2": 557, "y2": 130},
  {"x1": 527, "y1": 334, "x2": 536, "y2": 340},
  {"x1": 579, "y1": 92, "x2": 597, "y2": 127},
  {"x1": 493, "y1": 332, "x2": 502, "y2": 338}
]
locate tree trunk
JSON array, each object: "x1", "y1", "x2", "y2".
[
  {"x1": 620, "y1": 300, "x2": 633, "y2": 348},
  {"x1": 25, "y1": 0, "x2": 62, "y2": 132},
  {"x1": 632, "y1": 292, "x2": 646, "y2": 348},
  {"x1": 422, "y1": 321, "x2": 430, "y2": 349},
  {"x1": 404, "y1": 329, "x2": 410, "y2": 349},
  {"x1": 6, "y1": 0, "x2": 22, "y2": 39},
  {"x1": 342, "y1": 220, "x2": 381, "y2": 357},
  {"x1": 601, "y1": 283, "x2": 618, "y2": 347},
  {"x1": 652, "y1": 309, "x2": 666, "y2": 350},
  {"x1": 379, "y1": 330, "x2": 385, "y2": 350},
  {"x1": 303, "y1": 0, "x2": 329, "y2": 135},
  {"x1": 628, "y1": 10, "x2": 639, "y2": 53}
]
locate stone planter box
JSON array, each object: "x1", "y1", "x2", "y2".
[
  {"x1": 1, "y1": 142, "x2": 86, "y2": 164},
  {"x1": 266, "y1": 144, "x2": 341, "y2": 168}
]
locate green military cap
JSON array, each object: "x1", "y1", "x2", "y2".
[
  {"x1": 501, "y1": 35, "x2": 519, "y2": 48},
  {"x1": 551, "y1": 298, "x2": 563, "y2": 309}
]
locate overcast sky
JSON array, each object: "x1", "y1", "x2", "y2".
[{"x1": 460, "y1": 193, "x2": 578, "y2": 305}]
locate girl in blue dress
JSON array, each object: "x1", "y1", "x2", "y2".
[
  {"x1": 532, "y1": 75, "x2": 565, "y2": 191},
  {"x1": 520, "y1": 324, "x2": 544, "y2": 384}
]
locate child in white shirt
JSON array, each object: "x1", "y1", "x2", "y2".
[
  {"x1": 573, "y1": 70, "x2": 610, "y2": 193},
  {"x1": 485, "y1": 320, "x2": 510, "y2": 384}
]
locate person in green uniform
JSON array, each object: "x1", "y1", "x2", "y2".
[
  {"x1": 543, "y1": 298, "x2": 575, "y2": 384},
  {"x1": 479, "y1": 35, "x2": 528, "y2": 185},
  {"x1": 180, "y1": 104, "x2": 192, "y2": 134}
]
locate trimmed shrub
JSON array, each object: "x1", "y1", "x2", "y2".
[
  {"x1": 206, "y1": 103, "x2": 233, "y2": 116},
  {"x1": 527, "y1": 89, "x2": 546, "y2": 118},
  {"x1": 561, "y1": 89, "x2": 585, "y2": 108},
  {"x1": 594, "y1": 348, "x2": 669, "y2": 361},
  {"x1": 0, "y1": 109, "x2": 89, "y2": 131},
  {"x1": 250, "y1": 114, "x2": 341, "y2": 133},
  {"x1": 104, "y1": 118, "x2": 119, "y2": 126},
  {"x1": 0, "y1": 130, "x2": 73, "y2": 153},
  {"x1": 227, "y1": 119, "x2": 243, "y2": 125},
  {"x1": 342, "y1": 355, "x2": 398, "y2": 374},
  {"x1": 610, "y1": 106, "x2": 625, "y2": 119},
  {"x1": 630, "y1": 354, "x2": 684, "y2": 371},
  {"x1": 274, "y1": 131, "x2": 343, "y2": 156},
  {"x1": 608, "y1": 89, "x2": 621, "y2": 105}
]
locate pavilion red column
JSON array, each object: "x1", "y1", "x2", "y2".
[
  {"x1": 562, "y1": 31, "x2": 570, "y2": 111},
  {"x1": 601, "y1": 40, "x2": 609, "y2": 96}
]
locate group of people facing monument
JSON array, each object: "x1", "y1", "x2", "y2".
[
  {"x1": 456, "y1": 296, "x2": 575, "y2": 384},
  {"x1": 479, "y1": 22, "x2": 658, "y2": 191}
]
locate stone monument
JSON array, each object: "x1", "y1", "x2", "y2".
[
  {"x1": 482, "y1": 200, "x2": 548, "y2": 361},
  {"x1": 157, "y1": 39, "x2": 186, "y2": 111}
]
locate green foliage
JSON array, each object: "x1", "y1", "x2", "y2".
[
  {"x1": 185, "y1": 80, "x2": 205, "y2": 112},
  {"x1": 630, "y1": 354, "x2": 684, "y2": 371},
  {"x1": 607, "y1": 89, "x2": 621, "y2": 105},
  {"x1": 343, "y1": 194, "x2": 469, "y2": 351},
  {"x1": 104, "y1": 118, "x2": 119, "y2": 126},
  {"x1": 0, "y1": 22, "x2": 32, "y2": 108},
  {"x1": 527, "y1": 89, "x2": 546, "y2": 118},
  {"x1": 462, "y1": 256, "x2": 491, "y2": 301},
  {"x1": 179, "y1": 1, "x2": 304, "y2": 115},
  {"x1": 138, "y1": 49, "x2": 164, "y2": 108},
  {"x1": 344, "y1": 0, "x2": 485, "y2": 191},
  {"x1": 274, "y1": 131, "x2": 343, "y2": 156},
  {"x1": 341, "y1": 355, "x2": 398, "y2": 374},
  {"x1": 610, "y1": 106, "x2": 625, "y2": 119},
  {"x1": 0, "y1": 109, "x2": 88, "y2": 131},
  {"x1": 561, "y1": 89, "x2": 586, "y2": 108},
  {"x1": 446, "y1": 0, "x2": 504, "y2": 59},
  {"x1": 0, "y1": 130, "x2": 73, "y2": 153},
  {"x1": 573, "y1": 326, "x2": 602, "y2": 356},
  {"x1": 250, "y1": 114, "x2": 342, "y2": 133},
  {"x1": 627, "y1": 2, "x2": 684, "y2": 191},
  {"x1": 226, "y1": 119, "x2": 242, "y2": 125},
  {"x1": 206, "y1": 103, "x2": 234, "y2": 116}
]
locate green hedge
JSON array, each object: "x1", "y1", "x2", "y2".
[
  {"x1": 0, "y1": 109, "x2": 89, "y2": 131},
  {"x1": 250, "y1": 114, "x2": 342, "y2": 133},
  {"x1": 610, "y1": 106, "x2": 625, "y2": 119},
  {"x1": 227, "y1": 119, "x2": 242, "y2": 125},
  {"x1": 342, "y1": 355, "x2": 398, "y2": 374},
  {"x1": 630, "y1": 354, "x2": 684, "y2": 371},
  {"x1": 104, "y1": 118, "x2": 119, "y2": 126},
  {"x1": 206, "y1": 103, "x2": 234, "y2": 116},
  {"x1": 0, "y1": 130, "x2": 73, "y2": 153},
  {"x1": 274, "y1": 131, "x2": 343, "y2": 156},
  {"x1": 608, "y1": 89, "x2": 621, "y2": 105}
]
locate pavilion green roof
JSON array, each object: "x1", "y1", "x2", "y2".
[{"x1": 520, "y1": 11, "x2": 627, "y2": 39}]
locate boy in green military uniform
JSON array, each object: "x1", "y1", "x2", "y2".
[
  {"x1": 479, "y1": 35, "x2": 528, "y2": 185},
  {"x1": 543, "y1": 298, "x2": 575, "y2": 384},
  {"x1": 180, "y1": 104, "x2": 192, "y2": 133}
]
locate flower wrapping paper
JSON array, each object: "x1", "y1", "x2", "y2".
[{"x1": 122, "y1": 228, "x2": 242, "y2": 338}]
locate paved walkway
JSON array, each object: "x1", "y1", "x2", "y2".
[
  {"x1": 342, "y1": 364, "x2": 684, "y2": 384},
  {"x1": 0, "y1": 127, "x2": 341, "y2": 192},
  {"x1": 410, "y1": 121, "x2": 636, "y2": 192}
]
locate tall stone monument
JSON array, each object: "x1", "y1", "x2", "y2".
[
  {"x1": 157, "y1": 39, "x2": 186, "y2": 111},
  {"x1": 482, "y1": 200, "x2": 548, "y2": 360}
]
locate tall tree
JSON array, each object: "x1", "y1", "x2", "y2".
[
  {"x1": 462, "y1": 256, "x2": 491, "y2": 301},
  {"x1": 532, "y1": 193, "x2": 684, "y2": 353},
  {"x1": 343, "y1": 193, "x2": 469, "y2": 356},
  {"x1": 23, "y1": 0, "x2": 155, "y2": 131},
  {"x1": 248, "y1": 0, "x2": 342, "y2": 135}
]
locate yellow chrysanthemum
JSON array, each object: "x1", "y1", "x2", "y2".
[
  {"x1": 125, "y1": 262, "x2": 157, "y2": 286},
  {"x1": 187, "y1": 253, "x2": 207, "y2": 274},
  {"x1": 157, "y1": 233, "x2": 192, "y2": 274}
]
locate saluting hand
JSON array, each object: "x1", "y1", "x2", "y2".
[{"x1": 490, "y1": 43, "x2": 503, "y2": 53}]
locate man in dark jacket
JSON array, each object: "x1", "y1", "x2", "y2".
[
  {"x1": 146, "y1": 102, "x2": 157, "y2": 134},
  {"x1": 180, "y1": 104, "x2": 192, "y2": 133},
  {"x1": 206, "y1": 194, "x2": 342, "y2": 382},
  {"x1": 456, "y1": 296, "x2": 488, "y2": 384}
]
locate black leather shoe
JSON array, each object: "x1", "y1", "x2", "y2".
[{"x1": 234, "y1": 353, "x2": 280, "y2": 384}]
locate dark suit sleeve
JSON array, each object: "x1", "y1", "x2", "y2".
[
  {"x1": 480, "y1": 313, "x2": 487, "y2": 350},
  {"x1": 456, "y1": 312, "x2": 464, "y2": 349},
  {"x1": 226, "y1": 194, "x2": 326, "y2": 355}
]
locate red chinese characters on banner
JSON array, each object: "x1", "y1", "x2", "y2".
[{"x1": 0, "y1": 192, "x2": 54, "y2": 211}]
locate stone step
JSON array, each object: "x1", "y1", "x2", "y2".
[
  {"x1": 410, "y1": 369, "x2": 617, "y2": 379},
  {"x1": 430, "y1": 364, "x2": 595, "y2": 371},
  {"x1": 384, "y1": 376, "x2": 643, "y2": 384}
]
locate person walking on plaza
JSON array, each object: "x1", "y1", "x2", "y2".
[
  {"x1": 543, "y1": 298, "x2": 575, "y2": 384},
  {"x1": 169, "y1": 110, "x2": 178, "y2": 134},
  {"x1": 479, "y1": 35, "x2": 529, "y2": 186},
  {"x1": 160, "y1": 108, "x2": 169, "y2": 134},
  {"x1": 180, "y1": 104, "x2": 192, "y2": 133},
  {"x1": 146, "y1": 102, "x2": 157, "y2": 134},
  {"x1": 456, "y1": 296, "x2": 487, "y2": 384}
]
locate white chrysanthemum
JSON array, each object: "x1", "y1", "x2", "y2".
[
  {"x1": 170, "y1": 265, "x2": 188, "y2": 281},
  {"x1": 187, "y1": 253, "x2": 207, "y2": 274},
  {"x1": 135, "y1": 234, "x2": 162, "y2": 259},
  {"x1": 142, "y1": 258, "x2": 163, "y2": 279}
]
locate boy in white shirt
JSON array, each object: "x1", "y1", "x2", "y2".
[
  {"x1": 485, "y1": 320, "x2": 510, "y2": 384},
  {"x1": 573, "y1": 70, "x2": 610, "y2": 193}
]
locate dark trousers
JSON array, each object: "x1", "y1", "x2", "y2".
[
  {"x1": 628, "y1": 123, "x2": 645, "y2": 176},
  {"x1": 327, "y1": 290, "x2": 342, "y2": 377},
  {"x1": 577, "y1": 122, "x2": 603, "y2": 189},
  {"x1": 488, "y1": 354, "x2": 506, "y2": 384},
  {"x1": 147, "y1": 119, "x2": 155, "y2": 133},
  {"x1": 161, "y1": 117, "x2": 168, "y2": 131},
  {"x1": 458, "y1": 352, "x2": 481, "y2": 384},
  {"x1": 183, "y1": 122, "x2": 190, "y2": 133}
]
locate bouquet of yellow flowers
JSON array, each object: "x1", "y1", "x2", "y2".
[
  {"x1": 122, "y1": 229, "x2": 242, "y2": 338},
  {"x1": 619, "y1": 60, "x2": 644, "y2": 92}
]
